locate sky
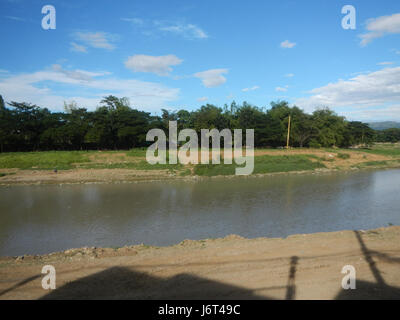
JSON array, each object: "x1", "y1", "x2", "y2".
[{"x1": 0, "y1": 0, "x2": 400, "y2": 121}]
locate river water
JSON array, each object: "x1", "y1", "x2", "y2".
[{"x1": 1, "y1": 169, "x2": 399, "y2": 256}]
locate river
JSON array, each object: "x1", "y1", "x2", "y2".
[{"x1": 1, "y1": 169, "x2": 399, "y2": 256}]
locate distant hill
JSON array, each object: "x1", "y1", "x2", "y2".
[{"x1": 368, "y1": 121, "x2": 400, "y2": 130}]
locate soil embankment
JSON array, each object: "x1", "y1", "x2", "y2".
[{"x1": 1, "y1": 226, "x2": 399, "y2": 299}]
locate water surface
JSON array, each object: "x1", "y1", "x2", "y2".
[{"x1": 1, "y1": 169, "x2": 399, "y2": 256}]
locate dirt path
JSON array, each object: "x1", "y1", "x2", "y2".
[
  {"x1": 1, "y1": 226, "x2": 399, "y2": 300},
  {"x1": 0, "y1": 168, "x2": 177, "y2": 185}
]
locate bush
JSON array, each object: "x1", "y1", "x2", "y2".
[
  {"x1": 309, "y1": 140, "x2": 321, "y2": 148},
  {"x1": 337, "y1": 153, "x2": 350, "y2": 159}
]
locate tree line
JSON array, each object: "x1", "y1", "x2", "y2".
[
  {"x1": 374, "y1": 128, "x2": 400, "y2": 143},
  {"x1": 0, "y1": 94, "x2": 387, "y2": 153}
]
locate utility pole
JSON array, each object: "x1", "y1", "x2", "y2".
[{"x1": 286, "y1": 114, "x2": 291, "y2": 149}]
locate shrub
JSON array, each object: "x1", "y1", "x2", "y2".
[
  {"x1": 337, "y1": 153, "x2": 350, "y2": 159},
  {"x1": 309, "y1": 140, "x2": 321, "y2": 148}
]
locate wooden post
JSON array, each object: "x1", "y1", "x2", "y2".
[{"x1": 286, "y1": 114, "x2": 291, "y2": 149}]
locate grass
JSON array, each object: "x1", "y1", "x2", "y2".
[
  {"x1": 362, "y1": 161, "x2": 389, "y2": 167},
  {"x1": 0, "y1": 149, "x2": 182, "y2": 172},
  {"x1": 1, "y1": 143, "x2": 399, "y2": 177},
  {"x1": 337, "y1": 153, "x2": 350, "y2": 159},
  {"x1": 354, "y1": 143, "x2": 400, "y2": 157},
  {"x1": 0, "y1": 151, "x2": 90, "y2": 170},
  {"x1": 352, "y1": 159, "x2": 400, "y2": 169},
  {"x1": 125, "y1": 148, "x2": 147, "y2": 157},
  {"x1": 253, "y1": 155, "x2": 325, "y2": 174},
  {"x1": 193, "y1": 155, "x2": 326, "y2": 176},
  {"x1": 179, "y1": 168, "x2": 192, "y2": 176},
  {"x1": 193, "y1": 163, "x2": 236, "y2": 176},
  {"x1": 80, "y1": 160, "x2": 182, "y2": 172}
]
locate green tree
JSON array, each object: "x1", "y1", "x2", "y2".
[{"x1": 0, "y1": 95, "x2": 5, "y2": 110}]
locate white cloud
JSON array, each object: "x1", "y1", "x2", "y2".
[
  {"x1": 51, "y1": 64, "x2": 92, "y2": 81},
  {"x1": 121, "y1": 18, "x2": 143, "y2": 25},
  {"x1": 194, "y1": 69, "x2": 228, "y2": 88},
  {"x1": 70, "y1": 42, "x2": 87, "y2": 53},
  {"x1": 158, "y1": 23, "x2": 208, "y2": 39},
  {"x1": 360, "y1": 13, "x2": 400, "y2": 46},
  {"x1": 285, "y1": 73, "x2": 295, "y2": 77},
  {"x1": 275, "y1": 85, "x2": 288, "y2": 92},
  {"x1": 0, "y1": 69, "x2": 9, "y2": 73},
  {"x1": 51, "y1": 64, "x2": 110, "y2": 81},
  {"x1": 72, "y1": 31, "x2": 118, "y2": 50},
  {"x1": 124, "y1": 54, "x2": 183, "y2": 76},
  {"x1": 377, "y1": 61, "x2": 394, "y2": 65},
  {"x1": 296, "y1": 67, "x2": 400, "y2": 117},
  {"x1": 4, "y1": 16, "x2": 25, "y2": 22},
  {"x1": 0, "y1": 66, "x2": 180, "y2": 112},
  {"x1": 280, "y1": 40, "x2": 296, "y2": 48},
  {"x1": 197, "y1": 97, "x2": 208, "y2": 102},
  {"x1": 341, "y1": 104, "x2": 400, "y2": 121},
  {"x1": 121, "y1": 19, "x2": 209, "y2": 40},
  {"x1": 242, "y1": 86, "x2": 259, "y2": 92}
]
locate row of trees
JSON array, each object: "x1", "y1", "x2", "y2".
[
  {"x1": 0, "y1": 94, "x2": 379, "y2": 152},
  {"x1": 375, "y1": 128, "x2": 400, "y2": 143}
]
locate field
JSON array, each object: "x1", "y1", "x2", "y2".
[{"x1": 0, "y1": 143, "x2": 399, "y2": 184}]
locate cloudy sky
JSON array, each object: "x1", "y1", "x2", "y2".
[{"x1": 1, "y1": 0, "x2": 400, "y2": 121}]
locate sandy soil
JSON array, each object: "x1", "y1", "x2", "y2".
[
  {"x1": 0, "y1": 168, "x2": 176, "y2": 185},
  {"x1": 1, "y1": 226, "x2": 399, "y2": 300}
]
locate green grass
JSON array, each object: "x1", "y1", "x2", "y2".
[
  {"x1": 362, "y1": 160, "x2": 388, "y2": 167},
  {"x1": 193, "y1": 155, "x2": 326, "y2": 176},
  {"x1": 125, "y1": 148, "x2": 147, "y2": 157},
  {"x1": 3, "y1": 145, "x2": 398, "y2": 176},
  {"x1": 337, "y1": 153, "x2": 350, "y2": 159},
  {"x1": 193, "y1": 163, "x2": 236, "y2": 176},
  {"x1": 0, "y1": 151, "x2": 90, "y2": 170},
  {"x1": 179, "y1": 168, "x2": 192, "y2": 176},
  {"x1": 0, "y1": 149, "x2": 183, "y2": 172},
  {"x1": 253, "y1": 155, "x2": 325, "y2": 174},
  {"x1": 353, "y1": 159, "x2": 400, "y2": 168},
  {"x1": 80, "y1": 160, "x2": 182, "y2": 172},
  {"x1": 355, "y1": 144, "x2": 400, "y2": 157},
  {"x1": 305, "y1": 154, "x2": 322, "y2": 160}
]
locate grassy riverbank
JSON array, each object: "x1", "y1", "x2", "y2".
[{"x1": 0, "y1": 143, "x2": 399, "y2": 184}]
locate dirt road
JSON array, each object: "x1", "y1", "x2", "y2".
[{"x1": 1, "y1": 226, "x2": 399, "y2": 299}]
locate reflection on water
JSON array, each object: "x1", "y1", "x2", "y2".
[{"x1": 0, "y1": 169, "x2": 399, "y2": 256}]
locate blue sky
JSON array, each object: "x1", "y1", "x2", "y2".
[{"x1": 1, "y1": 0, "x2": 400, "y2": 121}]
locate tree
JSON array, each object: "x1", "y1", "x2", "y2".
[
  {"x1": 192, "y1": 104, "x2": 228, "y2": 132},
  {"x1": 0, "y1": 95, "x2": 5, "y2": 110},
  {"x1": 311, "y1": 108, "x2": 347, "y2": 147},
  {"x1": 376, "y1": 128, "x2": 400, "y2": 143},
  {"x1": 0, "y1": 97, "x2": 378, "y2": 151},
  {"x1": 346, "y1": 121, "x2": 374, "y2": 146},
  {"x1": 0, "y1": 95, "x2": 9, "y2": 152}
]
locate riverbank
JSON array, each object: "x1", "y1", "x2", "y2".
[
  {"x1": 1, "y1": 144, "x2": 399, "y2": 185},
  {"x1": 1, "y1": 226, "x2": 399, "y2": 299}
]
